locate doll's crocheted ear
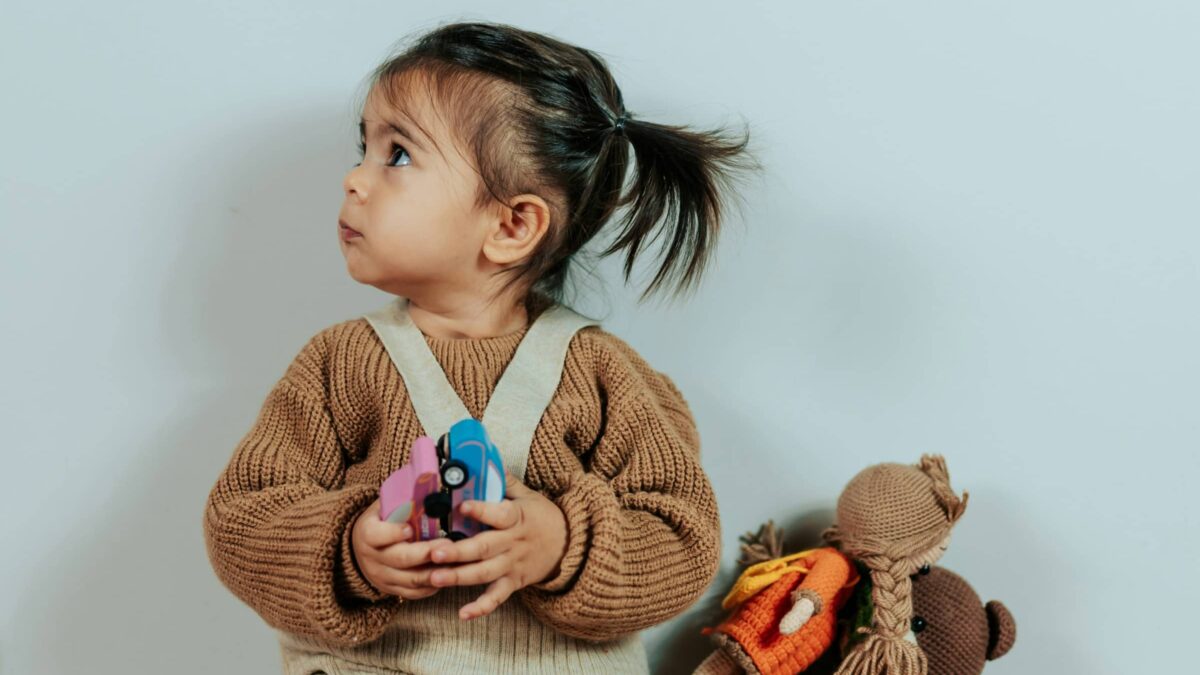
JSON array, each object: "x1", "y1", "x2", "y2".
[{"x1": 985, "y1": 600, "x2": 1017, "y2": 660}]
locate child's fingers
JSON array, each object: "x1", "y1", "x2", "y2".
[
  {"x1": 460, "y1": 499, "x2": 522, "y2": 530},
  {"x1": 503, "y1": 473, "x2": 535, "y2": 498},
  {"x1": 395, "y1": 585, "x2": 439, "y2": 601},
  {"x1": 430, "y1": 553, "x2": 511, "y2": 588},
  {"x1": 373, "y1": 562, "x2": 440, "y2": 591},
  {"x1": 460, "y1": 575, "x2": 518, "y2": 621},
  {"x1": 429, "y1": 529, "x2": 512, "y2": 565},
  {"x1": 359, "y1": 501, "x2": 413, "y2": 548},
  {"x1": 362, "y1": 521, "x2": 412, "y2": 549},
  {"x1": 378, "y1": 537, "x2": 446, "y2": 569},
  {"x1": 371, "y1": 573, "x2": 439, "y2": 601}
]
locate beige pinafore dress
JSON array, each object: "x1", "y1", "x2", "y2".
[{"x1": 277, "y1": 296, "x2": 650, "y2": 674}]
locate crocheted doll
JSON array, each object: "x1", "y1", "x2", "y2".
[
  {"x1": 824, "y1": 455, "x2": 969, "y2": 675},
  {"x1": 694, "y1": 455, "x2": 967, "y2": 675},
  {"x1": 694, "y1": 521, "x2": 859, "y2": 675}
]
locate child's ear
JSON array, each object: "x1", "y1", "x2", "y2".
[{"x1": 482, "y1": 194, "x2": 551, "y2": 266}]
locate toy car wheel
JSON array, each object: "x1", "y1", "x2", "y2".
[
  {"x1": 441, "y1": 459, "x2": 468, "y2": 489},
  {"x1": 447, "y1": 531, "x2": 467, "y2": 542},
  {"x1": 435, "y1": 434, "x2": 448, "y2": 460},
  {"x1": 423, "y1": 492, "x2": 451, "y2": 519}
]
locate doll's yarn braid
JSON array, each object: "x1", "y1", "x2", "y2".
[{"x1": 836, "y1": 555, "x2": 926, "y2": 675}]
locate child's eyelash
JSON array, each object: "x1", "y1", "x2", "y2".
[{"x1": 356, "y1": 139, "x2": 410, "y2": 165}]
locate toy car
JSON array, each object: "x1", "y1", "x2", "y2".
[
  {"x1": 431, "y1": 418, "x2": 506, "y2": 541},
  {"x1": 378, "y1": 419, "x2": 507, "y2": 542},
  {"x1": 379, "y1": 436, "x2": 442, "y2": 541}
]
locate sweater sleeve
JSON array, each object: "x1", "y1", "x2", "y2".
[
  {"x1": 516, "y1": 334, "x2": 722, "y2": 641},
  {"x1": 202, "y1": 330, "x2": 402, "y2": 647}
]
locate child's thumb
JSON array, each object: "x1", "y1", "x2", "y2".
[{"x1": 504, "y1": 473, "x2": 532, "y2": 498}]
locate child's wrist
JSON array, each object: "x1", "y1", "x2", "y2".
[{"x1": 535, "y1": 501, "x2": 570, "y2": 585}]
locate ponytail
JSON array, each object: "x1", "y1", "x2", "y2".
[{"x1": 600, "y1": 115, "x2": 759, "y2": 301}]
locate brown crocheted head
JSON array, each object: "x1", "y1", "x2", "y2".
[
  {"x1": 824, "y1": 454, "x2": 969, "y2": 675},
  {"x1": 825, "y1": 454, "x2": 968, "y2": 563},
  {"x1": 911, "y1": 567, "x2": 1017, "y2": 674}
]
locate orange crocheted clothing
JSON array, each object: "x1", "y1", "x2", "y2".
[{"x1": 705, "y1": 547, "x2": 858, "y2": 675}]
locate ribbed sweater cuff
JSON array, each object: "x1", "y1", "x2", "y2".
[
  {"x1": 206, "y1": 481, "x2": 403, "y2": 647},
  {"x1": 517, "y1": 465, "x2": 720, "y2": 642},
  {"x1": 289, "y1": 483, "x2": 402, "y2": 645}
]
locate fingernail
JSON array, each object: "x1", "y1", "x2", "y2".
[{"x1": 400, "y1": 525, "x2": 411, "y2": 538}]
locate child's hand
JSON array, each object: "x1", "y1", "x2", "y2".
[
  {"x1": 350, "y1": 497, "x2": 445, "y2": 601},
  {"x1": 427, "y1": 475, "x2": 568, "y2": 620}
]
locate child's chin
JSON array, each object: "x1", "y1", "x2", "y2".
[{"x1": 344, "y1": 263, "x2": 378, "y2": 287}]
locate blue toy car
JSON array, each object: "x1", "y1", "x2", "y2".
[{"x1": 422, "y1": 418, "x2": 506, "y2": 541}]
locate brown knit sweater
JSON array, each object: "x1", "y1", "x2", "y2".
[{"x1": 202, "y1": 310, "x2": 722, "y2": 656}]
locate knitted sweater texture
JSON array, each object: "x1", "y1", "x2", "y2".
[{"x1": 202, "y1": 308, "x2": 721, "y2": 672}]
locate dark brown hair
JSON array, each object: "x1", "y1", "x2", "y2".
[{"x1": 353, "y1": 21, "x2": 760, "y2": 307}]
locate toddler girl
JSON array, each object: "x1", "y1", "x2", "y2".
[{"x1": 203, "y1": 20, "x2": 757, "y2": 674}]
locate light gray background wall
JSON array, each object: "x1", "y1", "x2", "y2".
[{"x1": 3, "y1": 1, "x2": 1196, "y2": 673}]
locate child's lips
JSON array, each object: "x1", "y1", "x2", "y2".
[{"x1": 339, "y1": 220, "x2": 363, "y2": 239}]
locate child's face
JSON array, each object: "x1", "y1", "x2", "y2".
[{"x1": 338, "y1": 84, "x2": 498, "y2": 298}]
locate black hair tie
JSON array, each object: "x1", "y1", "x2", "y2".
[{"x1": 611, "y1": 112, "x2": 629, "y2": 137}]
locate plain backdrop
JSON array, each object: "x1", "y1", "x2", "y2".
[{"x1": 2, "y1": 1, "x2": 1197, "y2": 673}]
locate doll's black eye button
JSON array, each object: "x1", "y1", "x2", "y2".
[
  {"x1": 911, "y1": 616, "x2": 927, "y2": 633},
  {"x1": 919, "y1": 565, "x2": 931, "y2": 575}
]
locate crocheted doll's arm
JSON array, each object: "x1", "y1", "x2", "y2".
[
  {"x1": 518, "y1": 330, "x2": 721, "y2": 642},
  {"x1": 779, "y1": 548, "x2": 853, "y2": 635},
  {"x1": 202, "y1": 327, "x2": 401, "y2": 648}
]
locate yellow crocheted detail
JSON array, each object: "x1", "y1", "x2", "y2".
[{"x1": 721, "y1": 549, "x2": 821, "y2": 610}]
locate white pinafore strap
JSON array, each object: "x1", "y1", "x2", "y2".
[{"x1": 363, "y1": 296, "x2": 599, "y2": 479}]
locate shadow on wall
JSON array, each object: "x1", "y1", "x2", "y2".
[{"x1": 11, "y1": 103, "x2": 362, "y2": 674}]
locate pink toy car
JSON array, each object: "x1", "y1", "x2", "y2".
[{"x1": 379, "y1": 436, "x2": 442, "y2": 541}]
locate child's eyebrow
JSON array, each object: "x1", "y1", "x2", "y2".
[{"x1": 359, "y1": 118, "x2": 430, "y2": 154}]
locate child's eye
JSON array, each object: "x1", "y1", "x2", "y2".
[
  {"x1": 386, "y1": 142, "x2": 412, "y2": 167},
  {"x1": 355, "y1": 140, "x2": 411, "y2": 168}
]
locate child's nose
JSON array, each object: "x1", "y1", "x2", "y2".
[{"x1": 343, "y1": 164, "x2": 369, "y2": 201}]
